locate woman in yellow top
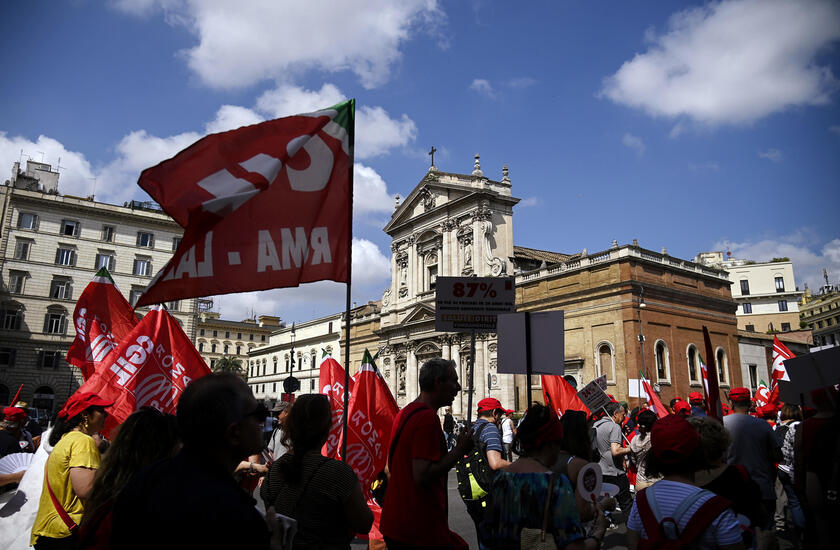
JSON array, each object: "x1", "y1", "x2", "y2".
[{"x1": 31, "y1": 392, "x2": 113, "y2": 549}]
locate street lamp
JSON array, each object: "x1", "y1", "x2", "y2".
[
  {"x1": 283, "y1": 323, "x2": 300, "y2": 399},
  {"x1": 637, "y1": 286, "x2": 647, "y2": 406}
]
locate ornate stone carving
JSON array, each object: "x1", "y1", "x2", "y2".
[
  {"x1": 383, "y1": 357, "x2": 391, "y2": 366},
  {"x1": 390, "y1": 241, "x2": 400, "y2": 253},
  {"x1": 407, "y1": 234, "x2": 416, "y2": 246},
  {"x1": 441, "y1": 219, "x2": 456, "y2": 232},
  {"x1": 426, "y1": 252, "x2": 438, "y2": 265},
  {"x1": 488, "y1": 343, "x2": 497, "y2": 353},
  {"x1": 398, "y1": 364, "x2": 406, "y2": 395},
  {"x1": 398, "y1": 286, "x2": 408, "y2": 298},
  {"x1": 489, "y1": 358, "x2": 497, "y2": 370},
  {"x1": 420, "y1": 188, "x2": 436, "y2": 211},
  {"x1": 382, "y1": 289, "x2": 391, "y2": 307}
]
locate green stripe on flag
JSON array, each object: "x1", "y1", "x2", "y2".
[
  {"x1": 93, "y1": 267, "x2": 115, "y2": 284},
  {"x1": 329, "y1": 99, "x2": 355, "y2": 146}
]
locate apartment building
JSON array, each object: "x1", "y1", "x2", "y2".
[{"x1": 0, "y1": 160, "x2": 197, "y2": 410}]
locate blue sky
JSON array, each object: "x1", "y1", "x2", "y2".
[{"x1": 1, "y1": 0, "x2": 838, "y2": 323}]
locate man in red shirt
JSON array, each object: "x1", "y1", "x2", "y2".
[{"x1": 381, "y1": 358, "x2": 473, "y2": 549}]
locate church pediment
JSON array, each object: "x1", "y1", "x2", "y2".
[
  {"x1": 400, "y1": 303, "x2": 436, "y2": 326},
  {"x1": 385, "y1": 180, "x2": 472, "y2": 232}
]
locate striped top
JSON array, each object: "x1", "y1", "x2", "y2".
[{"x1": 628, "y1": 480, "x2": 742, "y2": 549}]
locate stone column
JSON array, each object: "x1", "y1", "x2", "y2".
[
  {"x1": 452, "y1": 340, "x2": 462, "y2": 417},
  {"x1": 407, "y1": 345, "x2": 418, "y2": 399},
  {"x1": 441, "y1": 224, "x2": 450, "y2": 277}
]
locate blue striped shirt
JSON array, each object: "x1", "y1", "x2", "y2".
[
  {"x1": 628, "y1": 480, "x2": 743, "y2": 548},
  {"x1": 473, "y1": 419, "x2": 503, "y2": 453}
]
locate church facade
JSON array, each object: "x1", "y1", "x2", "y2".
[{"x1": 367, "y1": 156, "x2": 742, "y2": 414}]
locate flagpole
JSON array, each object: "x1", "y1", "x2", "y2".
[
  {"x1": 467, "y1": 329, "x2": 476, "y2": 424},
  {"x1": 341, "y1": 99, "x2": 356, "y2": 462}
]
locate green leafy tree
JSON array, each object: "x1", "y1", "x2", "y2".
[{"x1": 213, "y1": 355, "x2": 246, "y2": 379}]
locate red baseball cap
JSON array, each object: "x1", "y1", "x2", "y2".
[
  {"x1": 2, "y1": 406, "x2": 26, "y2": 423},
  {"x1": 651, "y1": 414, "x2": 700, "y2": 463},
  {"x1": 673, "y1": 401, "x2": 692, "y2": 416},
  {"x1": 477, "y1": 397, "x2": 503, "y2": 413},
  {"x1": 729, "y1": 387, "x2": 751, "y2": 401},
  {"x1": 57, "y1": 392, "x2": 114, "y2": 420},
  {"x1": 756, "y1": 403, "x2": 779, "y2": 417},
  {"x1": 688, "y1": 392, "x2": 704, "y2": 402}
]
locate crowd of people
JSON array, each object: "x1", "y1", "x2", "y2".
[{"x1": 0, "y1": 359, "x2": 837, "y2": 549}]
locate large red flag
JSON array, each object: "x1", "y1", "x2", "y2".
[
  {"x1": 66, "y1": 268, "x2": 139, "y2": 380},
  {"x1": 541, "y1": 375, "x2": 589, "y2": 416},
  {"x1": 136, "y1": 100, "x2": 355, "y2": 307},
  {"x1": 343, "y1": 350, "x2": 398, "y2": 542},
  {"x1": 319, "y1": 353, "x2": 354, "y2": 458},
  {"x1": 72, "y1": 306, "x2": 211, "y2": 436},
  {"x1": 702, "y1": 327, "x2": 723, "y2": 420},
  {"x1": 640, "y1": 375, "x2": 668, "y2": 419}
]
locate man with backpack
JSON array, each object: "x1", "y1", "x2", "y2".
[
  {"x1": 627, "y1": 414, "x2": 744, "y2": 550},
  {"x1": 594, "y1": 402, "x2": 634, "y2": 519},
  {"x1": 457, "y1": 397, "x2": 511, "y2": 548}
]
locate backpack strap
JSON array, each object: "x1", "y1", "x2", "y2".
[
  {"x1": 678, "y1": 495, "x2": 732, "y2": 544},
  {"x1": 387, "y1": 405, "x2": 426, "y2": 469},
  {"x1": 672, "y1": 489, "x2": 713, "y2": 523},
  {"x1": 635, "y1": 488, "x2": 662, "y2": 540}
]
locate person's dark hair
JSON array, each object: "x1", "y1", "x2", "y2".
[
  {"x1": 281, "y1": 394, "x2": 332, "y2": 482},
  {"x1": 669, "y1": 398, "x2": 680, "y2": 409},
  {"x1": 48, "y1": 407, "x2": 104, "y2": 447},
  {"x1": 686, "y1": 416, "x2": 730, "y2": 468},
  {"x1": 82, "y1": 408, "x2": 178, "y2": 532},
  {"x1": 604, "y1": 402, "x2": 621, "y2": 417},
  {"x1": 635, "y1": 410, "x2": 657, "y2": 440},
  {"x1": 559, "y1": 410, "x2": 591, "y2": 460},
  {"x1": 731, "y1": 399, "x2": 751, "y2": 410},
  {"x1": 780, "y1": 404, "x2": 802, "y2": 422},
  {"x1": 418, "y1": 358, "x2": 454, "y2": 392},
  {"x1": 177, "y1": 373, "x2": 250, "y2": 448},
  {"x1": 643, "y1": 440, "x2": 705, "y2": 478},
  {"x1": 512, "y1": 403, "x2": 557, "y2": 456}
]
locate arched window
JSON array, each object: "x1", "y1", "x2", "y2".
[
  {"x1": 285, "y1": 354, "x2": 290, "y2": 372},
  {"x1": 273, "y1": 357, "x2": 278, "y2": 374},
  {"x1": 311, "y1": 349, "x2": 317, "y2": 369},
  {"x1": 716, "y1": 347, "x2": 729, "y2": 386},
  {"x1": 595, "y1": 341, "x2": 616, "y2": 383},
  {"x1": 687, "y1": 345, "x2": 699, "y2": 383},
  {"x1": 654, "y1": 340, "x2": 670, "y2": 382}
]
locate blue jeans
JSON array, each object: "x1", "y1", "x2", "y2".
[{"x1": 778, "y1": 470, "x2": 805, "y2": 529}]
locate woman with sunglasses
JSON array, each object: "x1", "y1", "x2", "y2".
[{"x1": 30, "y1": 392, "x2": 113, "y2": 549}]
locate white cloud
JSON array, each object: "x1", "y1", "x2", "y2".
[
  {"x1": 601, "y1": 0, "x2": 840, "y2": 126},
  {"x1": 209, "y1": 237, "x2": 392, "y2": 322},
  {"x1": 622, "y1": 133, "x2": 646, "y2": 155},
  {"x1": 97, "y1": 129, "x2": 201, "y2": 204},
  {"x1": 757, "y1": 148, "x2": 783, "y2": 163},
  {"x1": 712, "y1": 232, "x2": 840, "y2": 292},
  {"x1": 116, "y1": 0, "x2": 444, "y2": 90},
  {"x1": 256, "y1": 84, "x2": 417, "y2": 159},
  {"x1": 470, "y1": 79, "x2": 496, "y2": 98},
  {"x1": 0, "y1": 132, "x2": 96, "y2": 198},
  {"x1": 517, "y1": 197, "x2": 541, "y2": 208},
  {"x1": 354, "y1": 163, "x2": 396, "y2": 218},
  {"x1": 204, "y1": 105, "x2": 264, "y2": 134}
]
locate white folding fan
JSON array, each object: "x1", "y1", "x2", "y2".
[{"x1": 0, "y1": 452, "x2": 33, "y2": 475}]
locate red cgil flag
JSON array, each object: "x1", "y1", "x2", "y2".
[
  {"x1": 71, "y1": 306, "x2": 211, "y2": 436},
  {"x1": 135, "y1": 100, "x2": 355, "y2": 307},
  {"x1": 318, "y1": 352, "x2": 354, "y2": 458},
  {"x1": 702, "y1": 326, "x2": 723, "y2": 420},
  {"x1": 66, "y1": 268, "x2": 139, "y2": 380},
  {"x1": 541, "y1": 375, "x2": 589, "y2": 416},
  {"x1": 343, "y1": 349, "x2": 398, "y2": 542}
]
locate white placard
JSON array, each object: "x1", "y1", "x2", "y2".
[
  {"x1": 496, "y1": 311, "x2": 565, "y2": 375},
  {"x1": 577, "y1": 379, "x2": 612, "y2": 411},
  {"x1": 434, "y1": 276, "x2": 516, "y2": 332},
  {"x1": 628, "y1": 379, "x2": 646, "y2": 398}
]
